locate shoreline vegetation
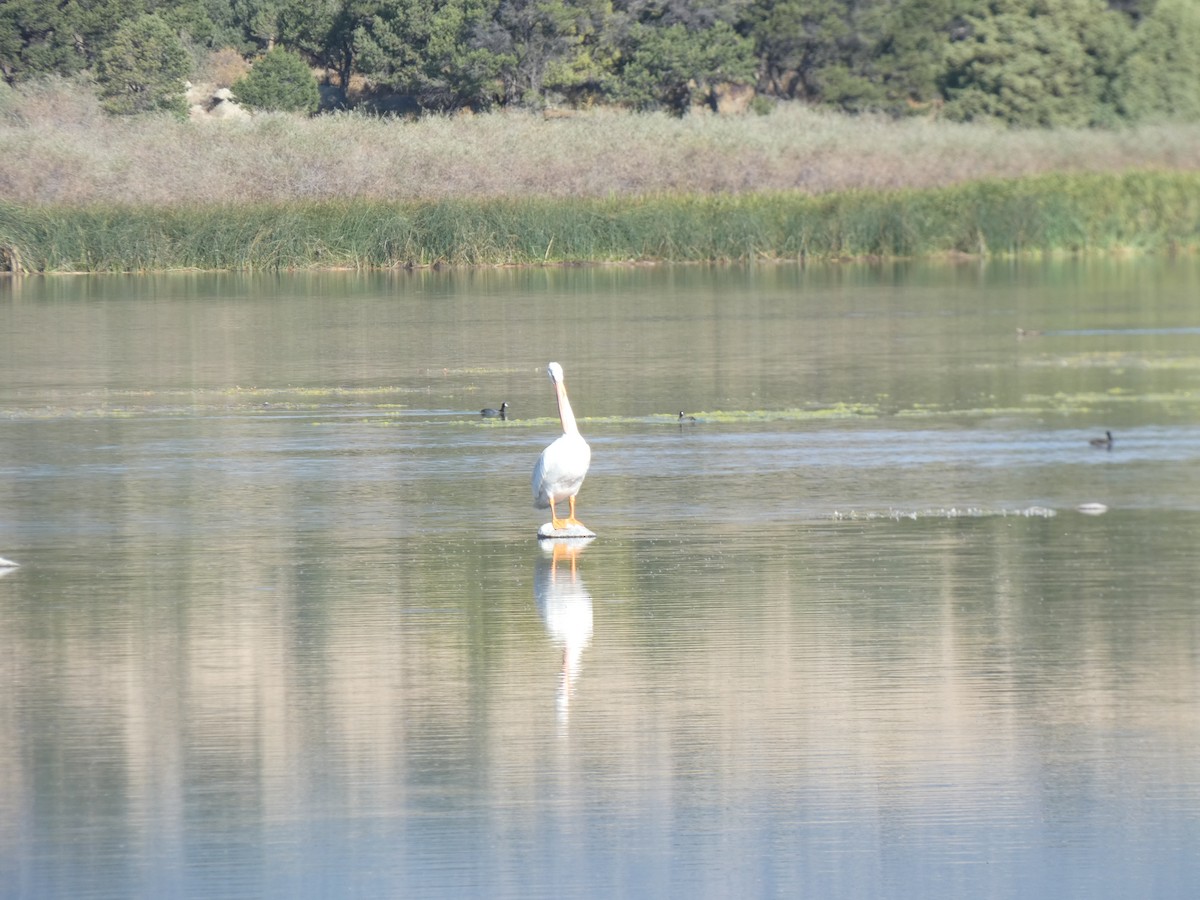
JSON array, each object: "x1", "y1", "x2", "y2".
[
  {"x1": 5, "y1": 173, "x2": 1199, "y2": 273},
  {"x1": 3, "y1": 100, "x2": 1200, "y2": 272},
  {"x1": 3, "y1": 170, "x2": 1199, "y2": 273}
]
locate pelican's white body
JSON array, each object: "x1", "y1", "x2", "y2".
[
  {"x1": 532, "y1": 362, "x2": 591, "y2": 525},
  {"x1": 532, "y1": 430, "x2": 591, "y2": 510}
]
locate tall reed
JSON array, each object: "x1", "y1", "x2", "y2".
[
  {"x1": 2, "y1": 172, "x2": 1197, "y2": 272},
  {"x1": 5, "y1": 82, "x2": 1200, "y2": 207}
]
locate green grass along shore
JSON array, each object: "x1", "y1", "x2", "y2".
[{"x1": 2, "y1": 171, "x2": 1197, "y2": 273}]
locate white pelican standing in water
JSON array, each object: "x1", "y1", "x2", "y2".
[{"x1": 532, "y1": 362, "x2": 591, "y2": 533}]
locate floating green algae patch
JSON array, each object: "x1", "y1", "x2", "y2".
[
  {"x1": 1023, "y1": 389, "x2": 1200, "y2": 410},
  {"x1": 0, "y1": 385, "x2": 430, "y2": 420},
  {"x1": 465, "y1": 405, "x2": 886, "y2": 429},
  {"x1": 895, "y1": 405, "x2": 1038, "y2": 419},
  {"x1": 661, "y1": 404, "x2": 883, "y2": 424},
  {"x1": 576, "y1": 405, "x2": 884, "y2": 426},
  {"x1": 832, "y1": 506, "x2": 1058, "y2": 521},
  {"x1": 1019, "y1": 352, "x2": 1200, "y2": 371},
  {"x1": 3, "y1": 171, "x2": 1199, "y2": 272}
]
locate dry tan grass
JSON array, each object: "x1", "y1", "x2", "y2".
[
  {"x1": 194, "y1": 48, "x2": 252, "y2": 88},
  {"x1": 3, "y1": 79, "x2": 1200, "y2": 207}
]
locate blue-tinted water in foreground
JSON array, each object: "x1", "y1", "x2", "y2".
[{"x1": 1, "y1": 259, "x2": 1199, "y2": 898}]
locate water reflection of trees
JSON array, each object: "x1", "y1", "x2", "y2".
[{"x1": 3, "y1": 504, "x2": 1199, "y2": 891}]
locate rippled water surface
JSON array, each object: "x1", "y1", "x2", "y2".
[{"x1": 2, "y1": 260, "x2": 1199, "y2": 898}]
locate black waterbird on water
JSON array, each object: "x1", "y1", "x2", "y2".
[
  {"x1": 678, "y1": 411, "x2": 697, "y2": 423},
  {"x1": 1089, "y1": 430, "x2": 1114, "y2": 449},
  {"x1": 481, "y1": 401, "x2": 508, "y2": 419}
]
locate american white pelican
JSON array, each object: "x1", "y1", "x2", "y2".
[{"x1": 532, "y1": 362, "x2": 591, "y2": 531}]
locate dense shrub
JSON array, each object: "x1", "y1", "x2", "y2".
[
  {"x1": 1116, "y1": 0, "x2": 1200, "y2": 122},
  {"x1": 609, "y1": 21, "x2": 756, "y2": 114},
  {"x1": 231, "y1": 48, "x2": 320, "y2": 114},
  {"x1": 941, "y1": 0, "x2": 1128, "y2": 128},
  {"x1": 95, "y1": 14, "x2": 190, "y2": 118}
]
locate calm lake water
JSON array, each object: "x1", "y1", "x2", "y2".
[{"x1": 1, "y1": 259, "x2": 1199, "y2": 898}]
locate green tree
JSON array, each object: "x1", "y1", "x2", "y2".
[
  {"x1": 348, "y1": 0, "x2": 497, "y2": 110},
  {"x1": 745, "y1": 0, "x2": 951, "y2": 112},
  {"x1": 231, "y1": 0, "x2": 287, "y2": 48},
  {"x1": 1116, "y1": 0, "x2": 1200, "y2": 121},
  {"x1": 614, "y1": 0, "x2": 751, "y2": 30},
  {"x1": 1106, "y1": 0, "x2": 1157, "y2": 23},
  {"x1": 163, "y1": 0, "x2": 251, "y2": 54},
  {"x1": 231, "y1": 46, "x2": 321, "y2": 112},
  {"x1": 95, "y1": 13, "x2": 190, "y2": 116},
  {"x1": 273, "y1": 1, "x2": 347, "y2": 83},
  {"x1": 0, "y1": 0, "x2": 152, "y2": 84},
  {"x1": 471, "y1": 0, "x2": 613, "y2": 107},
  {"x1": 0, "y1": 0, "x2": 79, "y2": 83},
  {"x1": 941, "y1": 0, "x2": 1131, "y2": 127},
  {"x1": 608, "y1": 19, "x2": 755, "y2": 113},
  {"x1": 867, "y1": 0, "x2": 972, "y2": 114},
  {"x1": 744, "y1": 0, "x2": 862, "y2": 103}
]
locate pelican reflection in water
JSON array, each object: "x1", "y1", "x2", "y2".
[{"x1": 535, "y1": 540, "x2": 593, "y2": 724}]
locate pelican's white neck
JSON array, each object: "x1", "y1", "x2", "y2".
[{"x1": 556, "y1": 379, "x2": 580, "y2": 436}]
